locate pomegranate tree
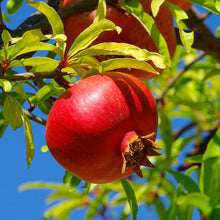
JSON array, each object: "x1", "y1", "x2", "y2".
[{"x1": 45, "y1": 72, "x2": 160, "y2": 183}]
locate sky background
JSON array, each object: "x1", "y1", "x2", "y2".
[{"x1": 0, "y1": 1, "x2": 219, "y2": 220}]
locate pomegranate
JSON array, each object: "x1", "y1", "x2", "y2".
[
  {"x1": 45, "y1": 72, "x2": 160, "y2": 183},
  {"x1": 59, "y1": 0, "x2": 176, "y2": 81},
  {"x1": 167, "y1": 0, "x2": 193, "y2": 11}
]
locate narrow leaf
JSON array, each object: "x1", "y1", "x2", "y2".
[
  {"x1": 165, "y1": 2, "x2": 194, "y2": 52},
  {"x1": 27, "y1": 0, "x2": 64, "y2": 35},
  {"x1": 121, "y1": 179, "x2": 138, "y2": 220},
  {"x1": 93, "y1": 0, "x2": 106, "y2": 23},
  {"x1": 169, "y1": 169, "x2": 200, "y2": 193},
  {"x1": 75, "y1": 42, "x2": 166, "y2": 69},
  {"x1": 119, "y1": 0, "x2": 171, "y2": 66},
  {"x1": 2, "y1": 95, "x2": 23, "y2": 131},
  {"x1": 177, "y1": 193, "x2": 213, "y2": 217},
  {"x1": 184, "y1": 154, "x2": 203, "y2": 164},
  {"x1": 22, "y1": 113, "x2": 34, "y2": 168},
  {"x1": 68, "y1": 19, "x2": 121, "y2": 57},
  {"x1": 101, "y1": 58, "x2": 159, "y2": 74}
]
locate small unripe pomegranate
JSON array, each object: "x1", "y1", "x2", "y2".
[{"x1": 45, "y1": 72, "x2": 160, "y2": 183}]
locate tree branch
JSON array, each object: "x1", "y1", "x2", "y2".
[
  {"x1": 23, "y1": 109, "x2": 47, "y2": 126},
  {"x1": 156, "y1": 52, "x2": 206, "y2": 101},
  {"x1": 0, "y1": 70, "x2": 71, "y2": 81}
]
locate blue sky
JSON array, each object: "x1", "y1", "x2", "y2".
[{"x1": 0, "y1": 1, "x2": 219, "y2": 220}]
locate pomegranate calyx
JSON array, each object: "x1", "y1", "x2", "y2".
[{"x1": 122, "y1": 133, "x2": 161, "y2": 178}]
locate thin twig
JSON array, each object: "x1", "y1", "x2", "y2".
[
  {"x1": 156, "y1": 52, "x2": 206, "y2": 101},
  {"x1": 0, "y1": 70, "x2": 71, "y2": 81},
  {"x1": 23, "y1": 109, "x2": 47, "y2": 126}
]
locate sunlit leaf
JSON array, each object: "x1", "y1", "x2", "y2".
[
  {"x1": 93, "y1": 0, "x2": 106, "y2": 23},
  {"x1": 75, "y1": 42, "x2": 166, "y2": 69},
  {"x1": 187, "y1": 0, "x2": 220, "y2": 16},
  {"x1": 68, "y1": 19, "x2": 121, "y2": 57},
  {"x1": 101, "y1": 58, "x2": 159, "y2": 74},
  {"x1": 0, "y1": 79, "x2": 12, "y2": 92},
  {"x1": 151, "y1": 0, "x2": 165, "y2": 17},
  {"x1": 165, "y1": 2, "x2": 194, "y2": 53},
  {"x1": 119, "y1": 0, "x2": 171, "y2": 66},
  {"x1": 27, "y1": 0, "x2": 64, "y2": 35},
  {"x1": 177, "y1": 193, "x2": 213, "y2": 217}
]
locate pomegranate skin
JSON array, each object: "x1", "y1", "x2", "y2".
[{"x1": 45, "y1": 72, "x2": 158, "y2": 183}]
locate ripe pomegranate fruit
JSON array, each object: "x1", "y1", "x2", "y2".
[
  {"x1": 59, "y1": 0, "x2": 176, "y2": 81},
  {"x1": 45, "y1": 72, "x2": 160, "y2": 183},
  {"x1": 167, "y1": 0, "x2": 193, "y2": 11}
]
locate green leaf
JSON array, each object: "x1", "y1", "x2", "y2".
[
  {"x1": 22, "y1": 57, "x2": 59, "y2": 72},
  {"x1": 1, "y1": 29, "x2": 12, "y2": 49},
  {"x1": 43, "y1": 200, "x2": 79, "y2": 220},
  {"x1": 63, "y1": 171, "x2": 81, "y2": 190},
  {"x1": 177, "y1": 192, "x2": 213, "y2": 217},
  {"x1": 75, "y1": 42, "x2": 166, "y2": 69},
  {"x1": 165, "y1": 2, "x2": 194, "y2": 53},
  {"x1": 151, "y1": 0, "x2": 165, "y2": 17},
  {"x1": 27, "y1": 0, "x2": 64, "y2": 35},
  {"x1": 2, "y1": 95, "x2": 23, "y2": 131},
  {"x1": 184, "y1": 154, "x2": 203, "y2": 164},
  {"x1": 159, "y1": 108, "x2": 173, "y2": 158},
  {"x1": 101, "y1": 58, "x2": 159, "y2": 74},
  {"x1": 203, "y1": 131, "x2": 220, "y2": 160},
  {"x1": 0, "y1": 112, "x2": 8, "y2": 138},
  {"x1": 187, "y1": 0, "x2": 220, "y2": 16},
  {"x1": 168, "y1": 169, "x2": 200, "y2": 193},
  {"x1": 119, "y1": 0, "x2": 171, "y2": 66},
  {"x1": 162, "y1": 202, "x2": 177, "y2": 220},
  {"x1": 3, "y1": 29, "x2": 47, "y2": 60},
  {"x1": 68, "y1": 19, "x2": 121, "y2": 57},
  {"x1": 13, "y1": 83, "x2": 30, "y2": 102},
  {"x1": 22, "y1": 113, "x2": 34, "y2": 169},
  {"x1": 7, "y1": 0, "x2": 24, "y2": 14},
  {"x1": 121, "y1": 179, "x2": 138, "y2": 220},
  {"x1": 93, "y1": 0, "x2": 107, "y2": 23},
  {"x1": 0, "y1": 79, "x2": 12, "y2": 92},
  {"x1": 200, "y1": 132, "x2": 220, "y2": 205},
  {"x1": 32, "y1": 85, "x2": 54, "y2": 106}
]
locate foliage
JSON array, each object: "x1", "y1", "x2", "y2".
[{"x1": 1, "y1": 0, "x2": 220, "y2": 219}]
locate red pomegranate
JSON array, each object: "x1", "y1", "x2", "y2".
[
  {"x1": 59, "y1": 0, "x2": 176, "y2": 81},
  {"x1": 167, "y1": 0, "x2": 193, "y2": 11},
  {"x1": 45, "y1": 72, "x2": 160, "y2": 183}
]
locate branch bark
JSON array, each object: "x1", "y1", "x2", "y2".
[{"x1": 0, "y1": 70, "x2": 71, "y2": 81}]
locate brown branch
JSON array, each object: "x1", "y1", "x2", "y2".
[
  {"x1": 23, "y1": 109, "x2": 47, "y2": 126},
  {"x1": 175, "y1": 28, "x2": 220, "y2": 62},
  {"x1": 0, "y1": 70, "x2": 71, "y2": 81},
  {"x1": 173, "y1": 121, "x2": 197, "y2": 141},
  {"x1": 156, "y1": 52, "x2": 206, "y2": 101}
]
